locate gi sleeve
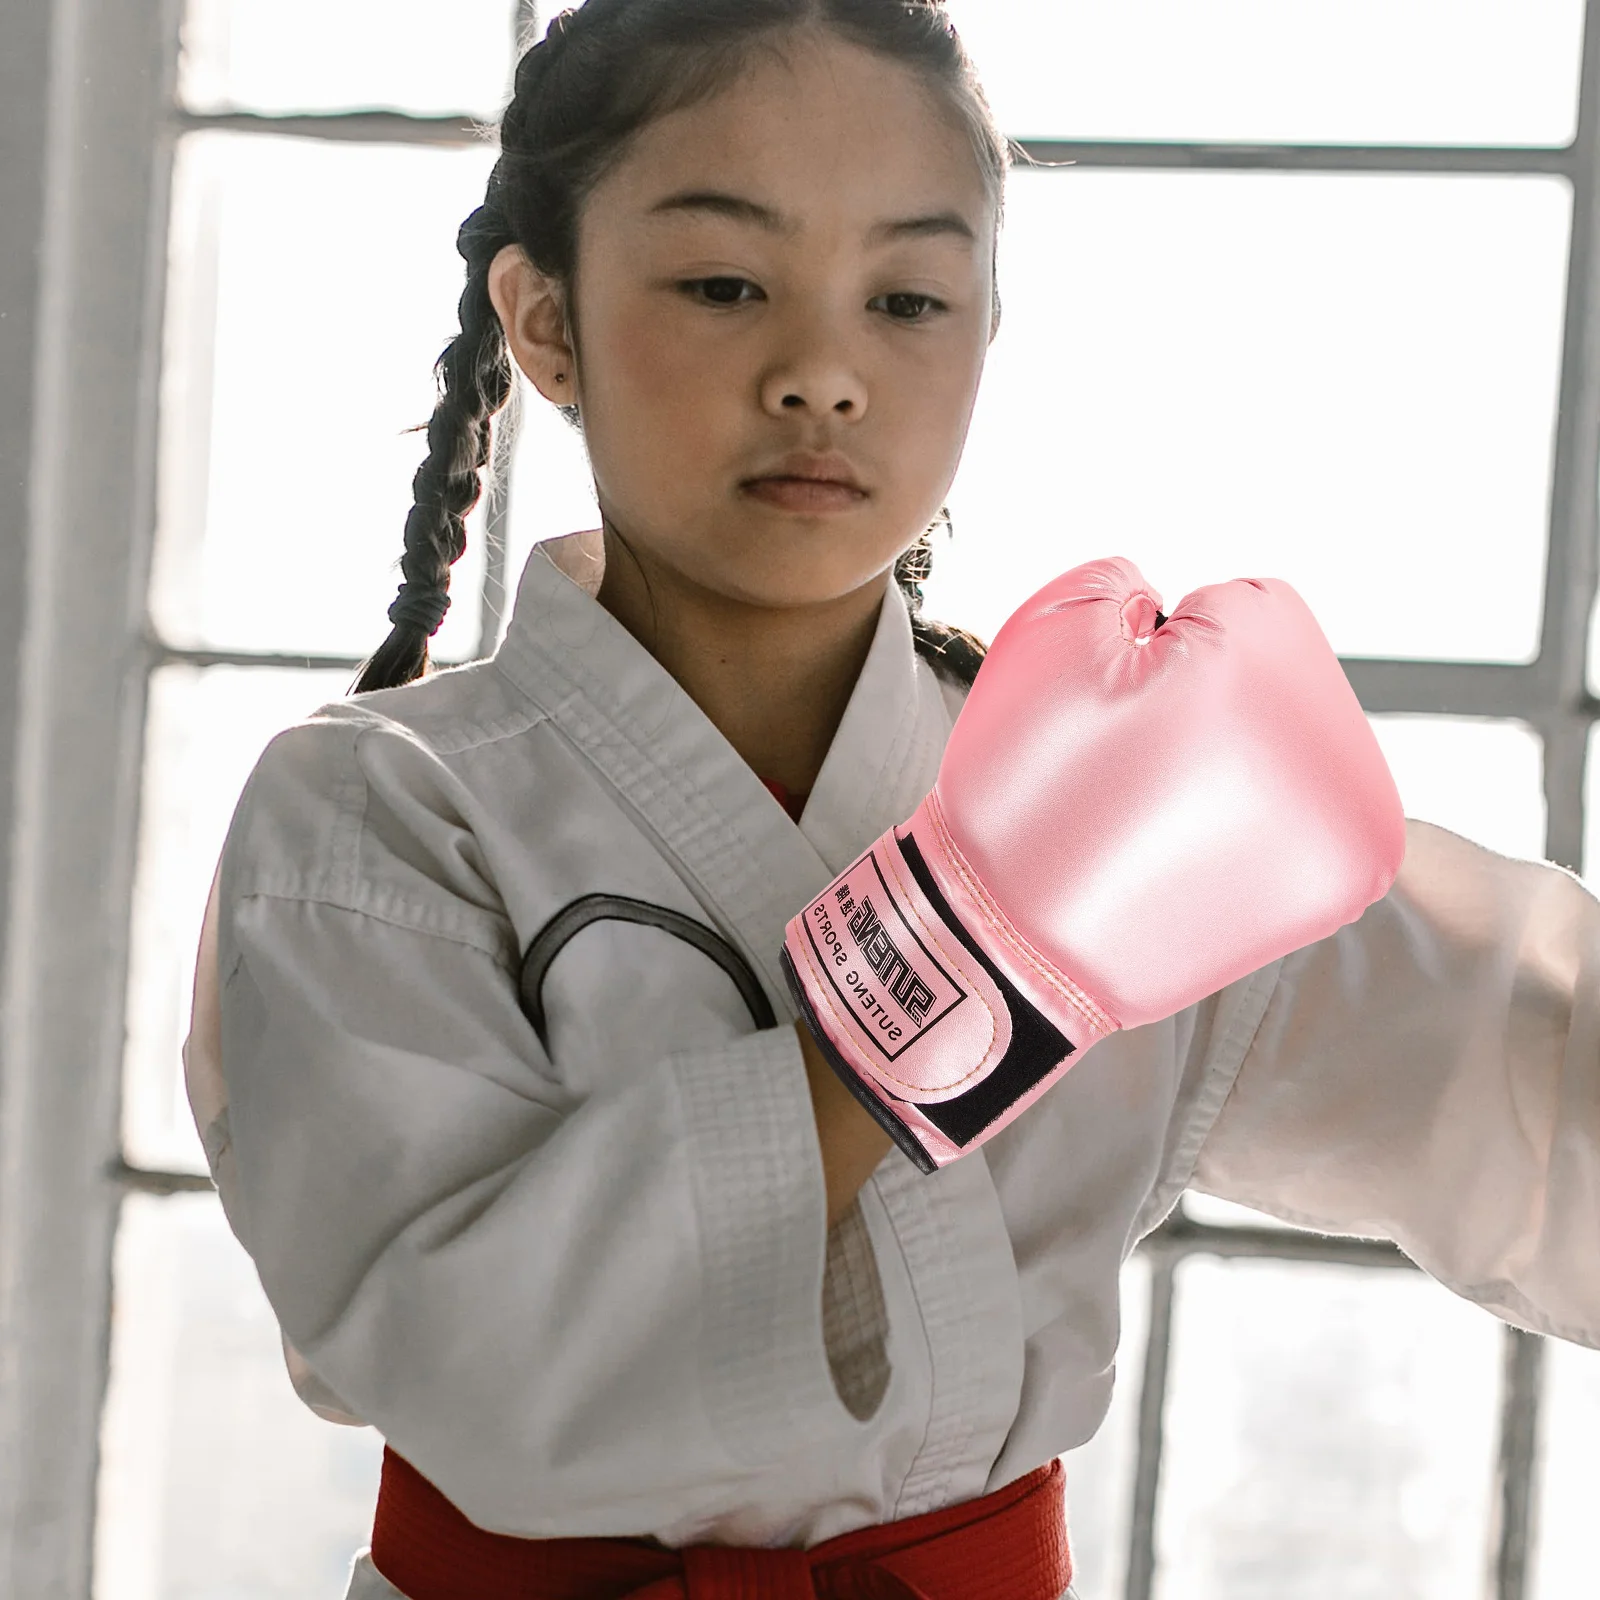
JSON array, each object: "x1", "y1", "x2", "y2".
[
  {"x1": 1190, "y1": 816, "x2": 1600, "y2": 1350},
  {"x1": 204, "y1": 714, "x2": 850, "y2": 1538}
]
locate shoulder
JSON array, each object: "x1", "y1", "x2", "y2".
[
  {"x1": 221, "y1": 661, "x2": 545, "y2": 952},
  {"x1": 342, "y1": 656, "x2": 550, "y2": 755}
]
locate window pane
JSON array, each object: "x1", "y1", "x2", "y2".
[
  {"x1": 123, "y1": 666, "x2": 351, "y2": 1176},
  {"x1": 95, "y1": 1193, "x2": 384, "y2": 1598},
  {"x1": 1367, "y1": 714, "x2": 1546, "y2": 858},
  {"x1": 498, "y1": 375, "x2": 600, "y2": 652},
  {"x1": 1582, "y1": 725, "x2": 1600, "y2": 886},
  {"x1": 1180, "y1": 1192, "x2": 1307, "y2": 1232},
  {"x1": 1154, "y1": 1258, "x2": 1502, "y2": 1599},
  {"x1": 944, "y1": 0, "x2": 1585, "y2": 146},
  {"x1": 1585, "y1": 575, "x2": 1600, "y2": 699},
  {"x1": 150, "y1": 131, "x2": 498, "y2": 658},
  {"x1": 179, "y1": 0, "x2": 517, "y2": 117},
  {"x1": 921, "y1": 169, "x2": 1567, "y2": 664},
  {"x1": 1530, "y1": 1336, "x2": 1600, "y2": 1599},
  {"x1": 1058, "y1": 1254, "x2": 1151, "y2": 1600}
]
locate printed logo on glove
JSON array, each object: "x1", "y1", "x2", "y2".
[{"x1": 780, "y1": 557, "x2": 1407, "y2": 1174}]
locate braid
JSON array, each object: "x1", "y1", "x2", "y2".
[
  {"x1": 350, "y1": 204, "x2": 517, "y2": 694},
  {"x1": 896, "y1": 506, "x2": 989, "y2": 689}
]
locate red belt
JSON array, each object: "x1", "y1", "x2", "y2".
[{"x1": 370, "y1": 1444, "x2": 1072, "y2": 1600}]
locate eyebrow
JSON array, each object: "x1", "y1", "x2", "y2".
[{"x1": 643, "y1": 188, "x2": 978, "y2": 247}]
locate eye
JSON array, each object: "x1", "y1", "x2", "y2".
[
  {"x1": 677, "y1": 278, "x2": 948, "y2": 323},
  {"x1": 875, "y1": 292, "x2": 947, "y2": 323},
  {"x1": 681, "y1": 276, "x2": 759, "y2": 307},
  {"x1": 681, "y1": 276, "x2": 761, "y2": 307}
]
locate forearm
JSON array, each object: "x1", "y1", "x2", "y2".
[{"x1": 795, "y1": 1020, "x2": 893, "y2": 1229}]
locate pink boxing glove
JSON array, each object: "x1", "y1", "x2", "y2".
[{"x1": 779, "y1": 557, "x2": 1406, "y2": 1175}]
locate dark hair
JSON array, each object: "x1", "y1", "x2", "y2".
[{"x1": 351, "y1": 0, "x2": 1015, "y2": 697}]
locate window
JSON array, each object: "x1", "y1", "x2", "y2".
[{"x1": 5, "y1": 0, "x2": 1597, "y2": 1594}]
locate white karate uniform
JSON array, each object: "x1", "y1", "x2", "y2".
[{"x1": 184, "y1": 527, "x2": 1600, "y2": 1600}]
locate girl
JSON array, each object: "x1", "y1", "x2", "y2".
[{"x1": 182, "y1": 2, "x2": 1600, "y2": 1597}]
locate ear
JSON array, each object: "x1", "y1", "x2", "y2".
[{"x1": 487, "y1": 243, "x2": 578, "y2": 406}]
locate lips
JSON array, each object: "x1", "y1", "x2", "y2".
[
  {"x1": 743, "y1": 477, "x2": 868, "y2": 513},
  {"x1": 756, "y1": 476, "x2": 866, "y2": 492},
  {"x1": 746, "y1": 451, "x2": 868, "y2": 493}
]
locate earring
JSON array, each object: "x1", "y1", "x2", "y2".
[{"x1": 555, "y1": 373, "x2": 566, "y2": 383}]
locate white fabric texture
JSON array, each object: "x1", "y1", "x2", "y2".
[{"x1": 185, "y1": 527, "x2": 1600, "y2": 1569}]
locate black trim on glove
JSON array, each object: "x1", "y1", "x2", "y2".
[
  {"x1": 783, "y1": 832, "x2": 1076, "y2": 1174},
  {"x1": 894, "y1": 830, "x2": 1074, "y2": 1149}
]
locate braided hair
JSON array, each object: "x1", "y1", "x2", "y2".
[{"x1": 352, "y1": 0, "x2": 1013, "y2": 695}]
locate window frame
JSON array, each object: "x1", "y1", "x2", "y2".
[
  {"x1": 0, "y1": 0, "x2": 187, "y2": 1591},
  {"x1": 1, "y1": 0, "x2": 1596, "y2": 1592}
]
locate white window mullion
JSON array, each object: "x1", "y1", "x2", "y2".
[{"x1": 0, "y1": 0, "x2": 183, "y2": 1591}]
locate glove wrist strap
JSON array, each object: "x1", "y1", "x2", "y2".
[{"x1": 781, "y1": 794, "x2": 1111, "y2": 1172}]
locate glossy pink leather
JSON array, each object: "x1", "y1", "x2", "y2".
[{"x1": 783, "y1": 557, "x2": 1407, "y2": 1170}]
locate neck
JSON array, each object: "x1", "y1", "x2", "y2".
[{"x1": 592, "y1": 528, "x2": 887, "y2": 796}]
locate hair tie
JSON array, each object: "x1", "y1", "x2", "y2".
[{"x1": 388, "y1": 582, "x2": 452, "y2": 638}]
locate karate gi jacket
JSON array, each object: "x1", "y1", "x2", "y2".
[{"x1": 184, "y1": 525, "x2": 1600, "y2": 1556}]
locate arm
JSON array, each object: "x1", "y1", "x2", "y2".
[
  {"x1": 796, "y1": 1019, "x2": 894, "y2": 1230},
  {"x1": 1191, "y1": 817, "x2": 1600, "y2": 1349},
  {"x1": 200, "y1": 719, "x2": 875, "y2": 1537}
]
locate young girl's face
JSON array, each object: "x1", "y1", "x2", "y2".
[{"x1": 494, "y1": 28, "x2": 999, "y2": 619}]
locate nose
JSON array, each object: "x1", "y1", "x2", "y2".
[
  {"x1": 779, "y1": 390, "x2": 856, "y2": 413},
  {"x1": 759, "y1": 319, "x2": 868, "y2": 419}
]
